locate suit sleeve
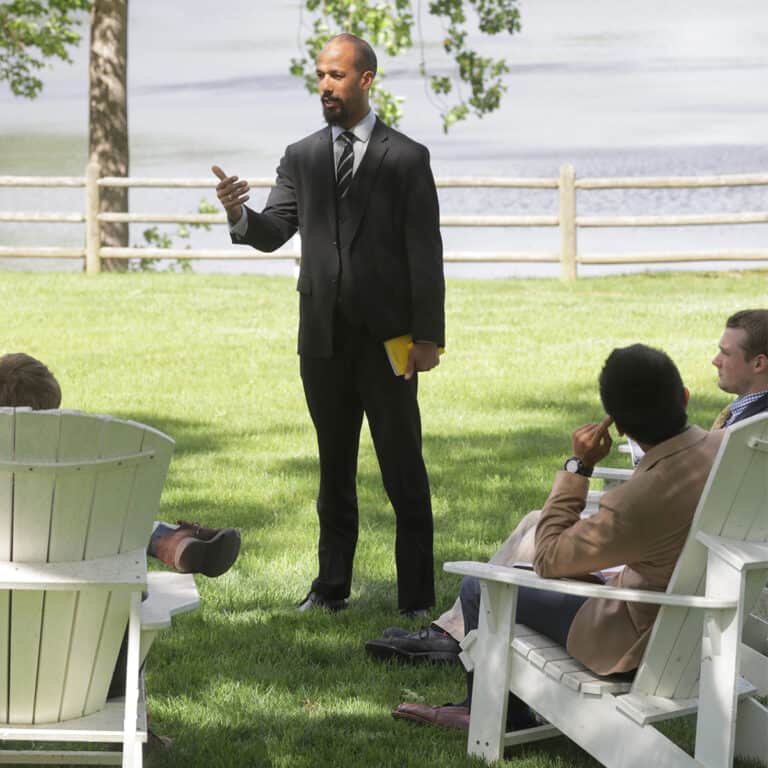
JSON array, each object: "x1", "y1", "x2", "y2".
[
  {"x1": 403, "y1": 146, "x2": 445, "y2": 347},
  {"x1": 533, "y1": 471, "x2": 663, "y2": 578},
  {"x1": 231, "y1": 149, "x2": 299, "y2": 253}
]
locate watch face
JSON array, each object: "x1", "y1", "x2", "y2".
[{"x1": 565, "y1": 458, "x2": 580, "y2": 473}]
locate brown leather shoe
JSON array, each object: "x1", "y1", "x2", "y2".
[
  {"x1": 392, "y1": 702, "x2": 469, "y2": 731},
  {"x1": 150, "y1": 520, "x2": 241, "y2": 577}
]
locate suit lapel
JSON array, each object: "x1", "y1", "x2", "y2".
[
  {"x1": 312, "y1": 127, "x2": 337, "y2": 237},
  {"x1": 339, "y1": 118, "x2": 389, "y2": 247}
]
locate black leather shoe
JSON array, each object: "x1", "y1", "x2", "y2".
[
  {"x1": 297, "y1": 591, "x2": 349, "y2": 613},
  {"x1": 381, "y1": 626, "x2": 410, "y2": 639},
  {"x1": 382, "y1": 621, "x2": 443, "y2": 638},
  {"x1": 365, "y1": 626, "x2": 460, "y2": 663}
]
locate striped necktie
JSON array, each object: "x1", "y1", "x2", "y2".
[
  {"x1": 336, "y1": 131, "x2": 356, "y2": 199},
  {"x1": 711, "y1": 403, "x2": 732, "y2": 430}
]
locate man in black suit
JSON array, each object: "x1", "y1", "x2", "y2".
[{"x1": 212, "y1": 34, "x2": 444, "y2": 616}]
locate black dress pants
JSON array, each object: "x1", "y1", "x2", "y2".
[{"x1": 300, "y1": 313, "x2": 435, "y2": 611}]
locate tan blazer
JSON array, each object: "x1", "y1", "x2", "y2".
[{"x1": 533, "y1": 425, "x2": 724, "y2": 675}]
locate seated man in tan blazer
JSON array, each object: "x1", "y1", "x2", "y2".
[
  {"x1": 367, "y1": 308, "x2": 768, "y2": 665},
  {"x1": 392, "y1": 343, "x2": 724, "y2": 731}
]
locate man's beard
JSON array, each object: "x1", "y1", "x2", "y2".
[{"x1": 322, "y1": 97, "x2": 349, "y2": 126}]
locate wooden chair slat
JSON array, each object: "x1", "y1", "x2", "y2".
[
  {"x1": 8, "y1": 413, "x2": 61, "y2": 723},
  {"x1": 8, "y1": 592, "x2": 44, "y2": 723},
  {"x1": 0, "y1": 413, "x2": 14, "y2": 560},
  {"x1": 0, "y1": 415, "x2": 12, "y2": 724},
  {"x1": 35, "y1": 592, "x2": 78, "y2": 723},
  {"x1": 529, "y1": 645, "x2": 573, "y2": 670},
  {"x1": 85, "y1": 593, "x2": 132, "y2": 714},
  {"x1": 48, "y1": 413, "x2": 106, "y2": 563},
  {"x1": 118, "y1": 425, "x2": 173, "y2": 553},
  {"x1": 85, "y1": 418, "x2": 145, "y2": 560},
  {"x1": 543, "y1": 657, "x2": 587, "y2": 682}
]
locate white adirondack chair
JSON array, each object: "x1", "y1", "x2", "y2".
[
  {"x1": 445, "y1": 411, "x2": 768, "y2": 768},
  {"x1": 0, "y1": 408, "x2": 200, "y2": 767}
]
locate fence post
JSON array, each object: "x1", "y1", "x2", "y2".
[
  {"x1": 559, "y1": 163, "x2": 577, "y2": 281},
  {"x1": 85, "y1": 161, "x2": 101, "y2": 274}
]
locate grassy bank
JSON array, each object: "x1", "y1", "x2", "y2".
[{"x1": 1, "y1": 270, "x2": 765, "y2": 767}]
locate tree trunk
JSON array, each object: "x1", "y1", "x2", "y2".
[{"x1": 89, "y1": 0, "x2": 128, "y2": 272}]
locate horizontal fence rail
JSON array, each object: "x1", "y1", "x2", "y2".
[{"x1": 0, "y1": 163, "x2": 767, "y2": 279}]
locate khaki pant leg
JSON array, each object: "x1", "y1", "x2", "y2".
[{"x1": 433, "y1": 509, "x2": 542, "y2": 641}]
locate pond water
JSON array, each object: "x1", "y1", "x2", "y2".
[{"x1": 1, "y1": 0, "x2": 767, "y2": 277}]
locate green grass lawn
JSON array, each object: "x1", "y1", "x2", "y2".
[{"x1": 1, "y1": 270, "x2": 766, "y2": 767}]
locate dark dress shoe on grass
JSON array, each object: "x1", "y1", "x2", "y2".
[
  {"x1": 297, "y1": 591, "x2": 349, "y2": 612},
  {"x1": 392, "y1": 702, "x2": 469, "y2": 731},
  {"x1": 365, "y1": 625, "x2": 460, "y2": 663},
  {"x1": 381, "y1": 626, "x2": 410, "y2": 639}
]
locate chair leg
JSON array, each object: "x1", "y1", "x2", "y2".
[
  {"x1": 465, "y1": 581, "x2": 518, "y2": 763},
  {"x1": 694, "y1": 554, "x2": 743, "y2": 768},
  {"x1": 122, "y1": 592, "x2": 142, "y2": 768}
]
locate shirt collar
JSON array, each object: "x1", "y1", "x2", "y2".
[
  {"x1": 633, "y1": 424, "x2": 707, "y2": 472},
  {"x1": 729, "y1": 390, "x2": 768, "y2": 420},
  {"x1": 331, "y1": 109, "x2": 376, "y2": 144}
]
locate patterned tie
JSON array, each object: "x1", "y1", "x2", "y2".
[
  {"x1": 336, "y1": 131, "x2": 356, "y2": 199},
  {"x1": 711, "y1": 403, "x2": 732, "y2": 430}
]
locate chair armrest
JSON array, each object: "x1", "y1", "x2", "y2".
[
  {"x1": 696, "y1": 532, "x2": 768, "y2": 571},
  {"x1": 592, "y1": 466, "x2": 634, "y2": 484},
  {"x1": 0, "y1": 548, "x2": 147, "y2": 591},
  {"x1": 141, "y1": 572, "x2": 200, "y2": 631},
  {"x1": 443, "y1": 560, "x2": 736, "y2": 609}
]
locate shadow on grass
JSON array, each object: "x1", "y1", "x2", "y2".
[
  {"x1": 143, "y1": 597, "x2": 606, "y2": 768},
  {"x1": 108, "y1": 412, "x2": 232, "y2": 458}
]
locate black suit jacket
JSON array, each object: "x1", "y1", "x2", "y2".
[{"x1": 232, "y1": 119, "x2": 445, "y2": 357}]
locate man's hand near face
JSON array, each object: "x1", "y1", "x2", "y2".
[{"x1": 571, "y1": 415, "x2": 614, "y2": 468}]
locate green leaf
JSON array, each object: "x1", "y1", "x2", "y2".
[
  {"x1": 0, "y1": 0, "x2": 91, "y2": 98},
  {"x1": 290, "y1": 0, "x2": 521, "y2": 131}
]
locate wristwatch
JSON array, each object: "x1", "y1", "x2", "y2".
[{"x1": 564, "y1": 456, "x2": 593, "y2": 478}]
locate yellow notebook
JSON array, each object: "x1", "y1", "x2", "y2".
[{"x1": 383, "y1": 335, "x2": 445, "y2": 376}]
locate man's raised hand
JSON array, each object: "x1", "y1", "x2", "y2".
[
  {"x1": 571, "y1": 415, "x2": 614, "y2": 468},
  {"x1": 212, "y1": 165, "x2": 250, "y2": 224}
]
